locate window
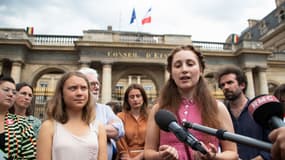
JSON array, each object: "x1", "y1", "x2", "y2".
[{"x1": 39, "y1": 81, "x2": 48, "y2": 88}]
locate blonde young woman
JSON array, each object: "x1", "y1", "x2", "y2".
[
  {"x1": 37, "y1": 71, "x2": 107, "y2": 160},
  {"x1": 144, "y1": 45, "x2": 238, "y2": 160}
]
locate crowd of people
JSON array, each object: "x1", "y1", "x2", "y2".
[{"x1": 1, "y1": 44, "x2": 285, "y2": 159}]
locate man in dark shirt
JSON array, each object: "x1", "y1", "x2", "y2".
[{"x1": 216, "y1": 65, "x2": 271, "y2": 160}]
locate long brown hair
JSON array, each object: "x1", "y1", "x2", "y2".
[
  {"x1": 46, "y1": 71, "x2": 95, "y2": 124},
  {"x1": 159, "y1": 45, "x2": 220, "y2": 129},
  {"x1": 122, "y1": 83, "x2": 148, "y2": 116}
]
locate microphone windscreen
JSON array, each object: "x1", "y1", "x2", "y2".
[
  {"x1": 155, "y1": 109, "x2": 177, "y2": 132},
  {"x1": 248, "y1": 94, "x2": 284, "y2": 128}
]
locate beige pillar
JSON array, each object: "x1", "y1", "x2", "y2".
[
  {"x1": 165, "y1": 68, "x2": 169, "y2": 83},
  {"x1": 137, "y1": 75, "x2": 141, "y2": 84},
  {"x1": 101, "y1": 63, "x2": 112, "y2": 104},
  {"x1": 11, "y1": 61, "x2": 22, "y2": 83},
  {"x1": 244, "y1": 68, "x2": 255, "y2": 99},
  {"x1": 79, "y1": 62, "x2": 90, "y2": 69},
  {"x1": 51, "y1": 76, "x2": 56, "y2": 90},
  {"x1": 257, "y1": 67, "x2": 269, "y2": 94},
  {"x1": 128, "y1": 75, "x2": 132, "y2": 85}
]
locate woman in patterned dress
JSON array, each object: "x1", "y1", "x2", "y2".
[{"x1": 0, "y1": 75, "x2": 36, "y2": 159}]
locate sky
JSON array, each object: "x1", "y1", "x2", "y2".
[{"x1": 0, "y1": 0, "x2": 277, "y2": 42}]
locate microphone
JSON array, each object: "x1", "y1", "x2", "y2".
[
  {"x1": 248, "y1": 94, "x2": 285, "y2": 130},
  {"x1": 155, "y1": 109, "x2": 207, "y2": 154},
  {"x1": 183, "y1": 121, "x2": 272, "y2": 152}
]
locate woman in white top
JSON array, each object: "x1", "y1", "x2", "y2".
[{"x1": 37, "y1": 71, "x2": 107, "y2": 160}]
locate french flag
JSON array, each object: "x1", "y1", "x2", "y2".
[{"x1": 141, "y1": 7, "x2": 152, "y2": 25}]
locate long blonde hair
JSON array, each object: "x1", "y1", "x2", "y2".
[{"x1": 46, "y1": 71, "x2": 95, "y2": 124}]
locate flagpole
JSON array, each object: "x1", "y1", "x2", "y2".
[
  {"x1": 140, "y1": 11, "x2": 144, "y2": 34},
  {"x1": 136, "y1": 13, "x2": 139, "y2": 34},
  {"x1": 130, "y1": 7, "x2": 139, "y2": 38},
  {"x1": 141, "y1": 7, "x2": 152, "y2": 33},
  {"x1": 118, "y1": 10, "x2": 122, "y2": 31}
]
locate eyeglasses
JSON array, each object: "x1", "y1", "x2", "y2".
[
  {"x1": 90, "y1": 81, "x2": 100, "y2": 88},
  {"x1": 18, "y1": 91, "x2": 33, "y2": 98},
  {"x1": 1, "y1": 87, "x2": 17, "y2": 95}
]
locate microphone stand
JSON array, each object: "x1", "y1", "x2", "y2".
[
  {"x1": 181, "y1": 125, "x2": 208, "y2": 155},
  {"x1": 183, "y1": 121, "x2": 272, "y2": 152}
]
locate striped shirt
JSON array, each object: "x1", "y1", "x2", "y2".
[{"x1": 2, "y1": 113, "x2": 36, "y2": 159}]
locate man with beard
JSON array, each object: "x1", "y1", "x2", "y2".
[{"x1": 216, "y1": 65, "x2": 271, "y2": 160}]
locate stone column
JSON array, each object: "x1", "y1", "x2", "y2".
[
  {"x1": 165, "y1": 67, "x2": 169, "y2": 83},
  {"x1": 101, "y1": 63, "x2": 112, "y2": 104},
  {"x1": 128, "y1": 75, "x2": 132, "y2": 85},
  {"x1": 137, "y1": 75, "x2": 141, "y2": 84},
  {"x1": 51, "y1": 76, "x2": 57, "y2": 90},
  {"x1": 257, "y1": 67, "x2": 269, "y2": 94},
  {"x1": 244, "y1": 68, "x2": 255, "y2": 99},
  {"x1": 79, "y1": 61, "x2": 90, "y2": 69},
  {"x1": 11, "y1": 61, "x2": 22, "y2": 83}
]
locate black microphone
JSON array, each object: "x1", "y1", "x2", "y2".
[
  {"x1": 183, "y1": 121, "x2": 272, "y2": 152},
  {"x1": 155, "y1": 109, "x2": 207, "y2": 154},
  {"x1": 248, "y1": 94, "x2": 285, "y2": 130}
]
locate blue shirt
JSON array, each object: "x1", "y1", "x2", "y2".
[
  {"x1": 227, "y1": 101, "x2": 271, "y2": 160},
  {"x1": 93, "y1": 103, "x2": 125, "y2": 160},
  {"x1": 27, "y1": 115, "x2": 42, "y2": 138}
]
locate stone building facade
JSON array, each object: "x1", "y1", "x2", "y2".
[{"x1": 0, "y1": 1, "x2": 285, "y2": 118}]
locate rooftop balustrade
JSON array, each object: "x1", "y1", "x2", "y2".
[
  {"x1": 29, "y1": 33, "x2": 234, "y2": 51},
  {"x1": 31, "y1": 34, "x2": 82, "y2": 46}
]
